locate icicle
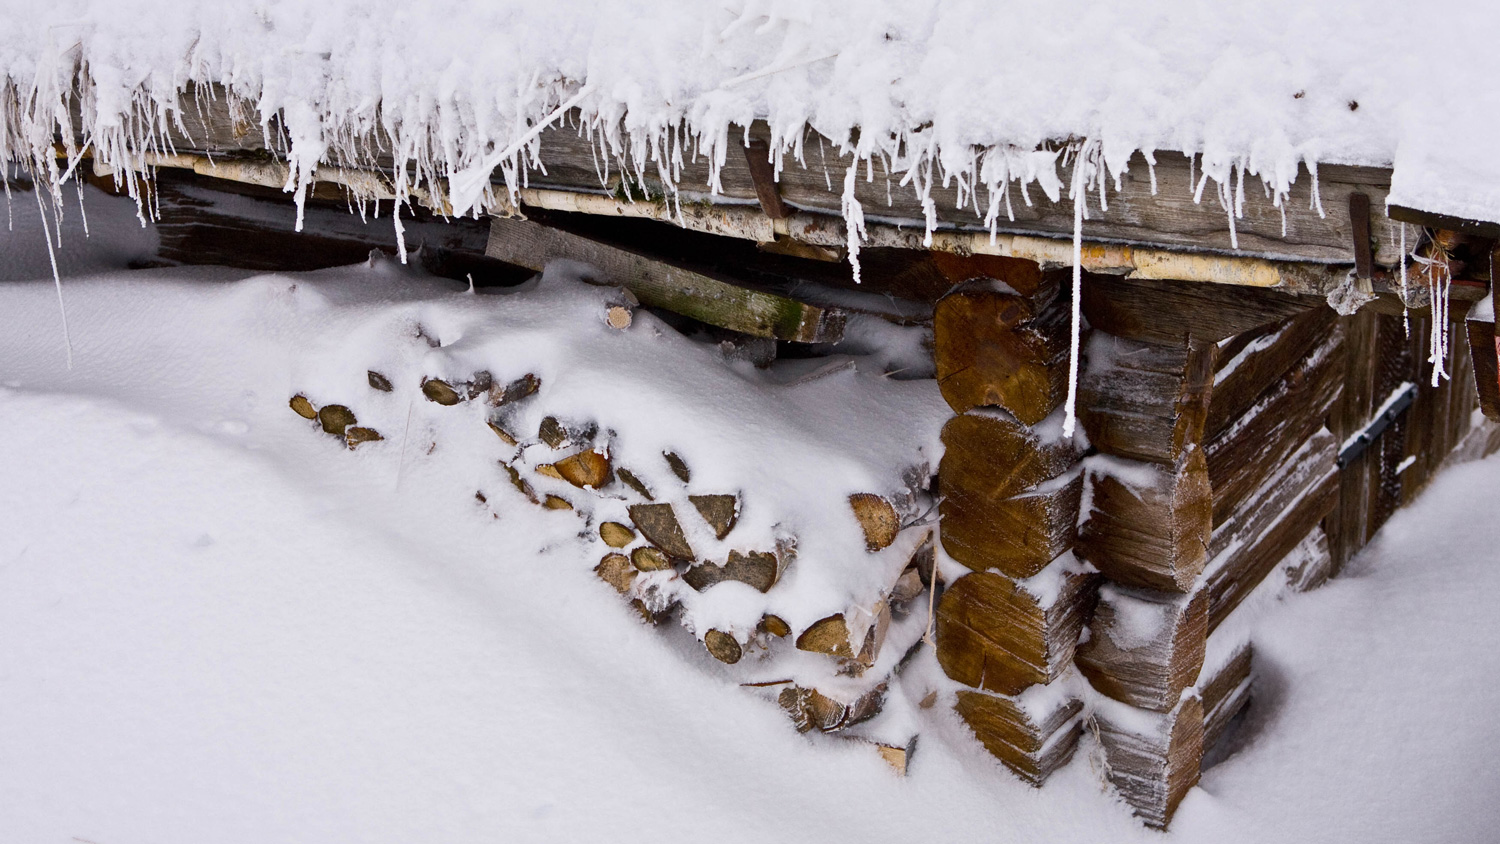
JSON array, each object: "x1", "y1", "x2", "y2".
[
  {"x1": 841, "y1": 160, "x2": 867, "y2": 284},
  {"x1": 1062, "y1": 144, "x2": 1090, "y2": 438},
  {"x1": 32, "y1": 179, "x2": 74, "y2": 369},
  {"x1": 1399, "y1": 223, "x2": 1410, "y2": 339}
]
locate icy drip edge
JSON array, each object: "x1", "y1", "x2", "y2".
[{"x1": 4, "y1": 66, "x2": 1325, "y2": 301}]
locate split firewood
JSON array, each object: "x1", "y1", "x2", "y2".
[
  {"x1": 466, "y1": 371, "x2": 494, "y2": 401},
  {"x1": 778, "y1": 683, "x2": 886, "y2": 733},
  {"x1": 1200, "y1": 642, "x2": 1254, "y2": 753},
  {"x1": 934, "y1": 272, "x2": 1073, "y2": 425},
  {"x1": 488, "y1": 372, "x2": 541, "y2": 407},
  {"x1": 942, "y1": 470, "x2": 1083, "y2": 579},
  {"x1": 683, "y1": 550, "x2": 783, "y2": 593},
  {"x1": 599, "y1": 521, "x2": 636, "y2": 548},
  {"x1": 1205, "y1": 429, "x2": 1338, "y2": 630},
  {"x1": 487, "y1": 416, "x2": 519, "y2": 445},
  {"x1": 534, "y1": 464, "x2": 565, "y2": 481},
  {"x1": 630, "y1": 546, "x2": 672, "y2": 572},
  {"x1": 796, "y1": 614, "x2": 854, "y2": 659},
  {"x1": 849, "y1": 493, "x2": 900, "y2": 552},
  {"x1": 1207, "y1": 307, "x2": 1334, "y2": 439},
  {"x1": 542, "y1": 494, "x2": 573, "y2": 511},
  {"x1": 1074, "y1": 585, "x2": 1208, "y2": 712},
  {"x1": 367, "y1": 370, "x2": 393, "y2": 392},
  {"x1": 553, "y1": 449, "x2": 613, "y2": 489},
  {"x1": 704, "y1": 629, "x2": 743, "y2": 664},
  {"x1": 617, "y1": 468, "x2": 655, "y2": 500},
  {"x1": 318, "y1": 404, "x2": 357, "y2": 437},
  {"x1": 873, "y1": 741, "x2": 912, "y2": 777},
  {"x1": 1093, "y1": 694, "x2": 1205, "y2": 829},
  {"x1": 289, "y1": 394, "x2": 317, "y2": 419},
  {"x1": 421, "y1": 377, "x2": 462, "y2": 406},
  {"x1": 689, "y1": 494, "x2": 739, "y2": 540},
  {"x1": 759, "y1": 614, "x2": 791, "y2": 638},
  {"x1": 501, "y1": 463, "x2": 538, "y2": 503},
  {"x1": 1076, "y1": 450, "x2": 1212, "y2": 593},
  {"x1": 935, "y1": 563, "x2": 1099, "y2": 695},
  {"x1": 889, "y1": 567, "x2": 925, "y2": 605},
  {"x1": 595, "y1": 553, "x2": 636, "y2": 594},
  {"x1": 854, "y1": 600, "x2": 892, "y2": 668},
  {"x1": 627, "y1": 503, "x2": 694, "y2": 560},
  {"x1": 954, "y1": 689, "x2": 1084, "y2": 787},
  {"x1": 538, "y1": 416, "x2": 569, "y2": 448},
  {"x1": 345, "y1": 426, "x2": 383, "y2": 448},
  {"x1": 1077, "y1": 333, "x2": 1217, "y2": 465},
  {"x1": 664, "y1": 451, "x2": 692, "y2": 483}
]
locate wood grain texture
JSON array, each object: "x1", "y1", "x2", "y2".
[
  {"x1": 955, "y1": 690, "x2": 1084, "y2": 787},
  {"x1": 1075, "y1": 586, "x2": 1208, "y2": 713},
  {"x1": 1076, "y1": 450, "x2": 1212, "y2": 593},
  {"x1": 1078, "y1": 334, "x2": 1217, "y2": 464},
  {"x1": 1081, "y1": 273, "x2": 1318, "y2": 346}
]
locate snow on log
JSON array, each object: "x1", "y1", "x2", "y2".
[
  {"x1": 954, "y1": 687, "x2": 1084, "y2": 787},
  {"x1": 1093, "y1": 694, "x2": 1205, "y2": 829},
  {"x1": 1074, "y1": 585, "x2": 1208, "y2": 713}
]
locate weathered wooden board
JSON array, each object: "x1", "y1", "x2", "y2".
[
  {"x1": 1208, "y1": 306, "x2": 1337, "y2": 439},
  {"x1": 1095, "y1": 695, "x2": 1204, "y2": 829},
  {"x1": 1076, "y1": 450, "x2": 1213, "y2": 593},
  {"x1": 1081, "y1": 274, "x2": 1319, "y2": 347},
  {"x1": 485, "y1": 215, "x2": 845, "y2": 343}
]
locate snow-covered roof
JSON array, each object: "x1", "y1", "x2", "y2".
[{"x1": 4, "y1": 1, "x2": 1498, "y2": 227}]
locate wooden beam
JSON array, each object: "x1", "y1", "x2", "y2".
[
  {"x1": 1388, "y1": 204, "x2": 1500, "y2": 240},
  {"x1": 485, "y1": 215, "x2": 845, "y2": 343}
]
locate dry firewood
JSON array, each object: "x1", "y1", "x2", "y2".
[
  {"x1": 935, "y1": 563, "x2": 1098, "y2": 695},
  {"x1": 542, "y1": 495, "x2": 573, "y2": 511},
  {"x1": 664, "y1": 451, "x2": 692, "y2": 483},
  {"x1": 367, "y1": 370, "x2": 393, "y2": 392},
  {"x1": 939, "y1": 410, "x2": 1081, "y2": 501},
  {"x1": 534, "y1": 464, "x2": 564, "y2": 481},
  {"x1": 1094, "y1": 694, "x2": 1204, "y2": 829},
  {"x1": 538, "y1": 416, "x2": 568, "y2": 448},
  {"x1": 553, "y1": 449, "x2": 613, "y2": 489},
  {"x1": 421, "y1": 377, "x2": 462, "y2": 406},
  {"x1": 704, "y1": 629, "x2": 743, "y2": 664},
  {"x1": 873, "y1": 742, "x2": 912, "y2": 777},
  {"x1": 630, "y1": 546, "x2": 672, "y2": 572},
  {"x1": 318, "y1": 404, "x2": 357, "y2": 436},
  {"x1": 290, "y1": 394, "x2": 317, "y2": 419},
  {"x1": 689, "y1": 494, "x2": 739, "y2": 540},
  {"x1": 595, "y1": 553, "x2": 636, "y2": 594},
  {"x1": 1200, "y1": 642, "x2": 1253, "y2": 753},
  {"x1": 1075, "y1": 585, "x2": 1208, "y2": 712},
  {"x1": 1078, "y1": 334, "x2": 1217, "y2": 465},
  {"x1": 488, "y1": 373, "x2": 541, "y2": 406},
  {"x1": 778, "y1": 683, "x2": 886, "y2": 733},
  {"x1": 466, "y1": 371, "x2": 494, "y2": 401},
  {"x1": 890, "y1": 567, "x2": 925, "y2": 605},
  {"x1": 599, "y1": 521, "x2": 635, "y2": 548},
  {"x1": 849, "y1": 493, "x2": 901, "y2": 551},
  {"x1": 500, "y1": 463, "x2": 537, "y2": 502},
  {"x1": 627, "y1": 503, "x2": 694, "y2": 560},
  {"x1": 759, "y1": 615, "x2": 791, "y2": 638},
  {"x1": 934, "y1": 273, "x2": 1073, "y2": 425},
  {"x1": 345, "y1": 427, "x2": 383, "y2": 448},
  {"x1": 954, "y1": 689, "x2": 1084, "y2": 786},
  {"x1": 941, "y1": 470, "x2": 1083, "y2": 579},
  {"x1": 487, "y1": 417, "x2": 519, "y2": 445},
  {"x1": 1077, "y1": 450, "x2": 1212, "y2": 593},
  {"x1": 605, "y1": 305, "x2": 633, "y2": 330},
  {"x1": 617, "y1": 468, "x2": 654, "y2": 500},
  {"x1": 796, "y1": 614, "x2": 854, "y2": 659},
  {"x1": 683, "y1": 550, "x2": 783, "y2": 593}
]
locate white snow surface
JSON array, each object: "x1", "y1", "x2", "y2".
[
  {"x1": 4, "y1": 194, "x2": 1500, "y2": 842},
  {"x1": 3, "y1": 0, "x2": 1500, "y2": 236}
]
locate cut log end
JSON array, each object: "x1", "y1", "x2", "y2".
[
  {"x1": 318, "y1": 404, "x2": 357, "y2": 436},
  {"x1": 290, "y1": 394, "x2": 317, "y2": 419},
  {"x1": 367, "y1": 370, "x2": 393, "y2": 392},
  {"x1": 599, "y1": 521, "x2": 636, "y2": 548},
  {"x1": 796, "y1": 614, "x2": 853, "y2": 659},
  {"x1": 849, "y1": 493, "x2": 900, "y2": 552},
  {"x1": 421, "y1": 378, "x2": 462, "y2": 406},
  {"x1": 704, "y1": 629, "x2": 743, "y2": 664}
]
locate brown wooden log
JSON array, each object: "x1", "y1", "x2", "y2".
[
  {"x1": 704, "y1": 629, "x2": 742, "y2": 664},
  {"x1": 1205, "y1": 426, "x2": 1339, "y2": 628},
  {"x1": 1076, "y1": 450, "x2": 1212, "y2": 593},
  {"x1": 1207, "y1": 306, "x2": 1337, "y2": 439},
  {"x1": 599, "y1": 522, "x2": 636, "y2": 548},
  {"x1": 933, "y1": 273, "x2": 1074, "y2": 425},
  {"x1": 1078, "y1": 334, "x2": 1217, "y2": 464},
  {"x1": 1204, "y1": 329, "x2": 1343, "y2": 528},
  {"x1": 1075, "y1": 586, "x2": 1208, "y2": 713},
  {"x1": 289, "y1": 394, "x2": 317, "y2": 419},
  {"x1": 627, "y1": 503, "x2": 695, "y2": 561},
  {"x1": 796, "y1": 614, "x2": 854, "y2": 659},
  {"x1": 1094, "y1": 694, "x2": 1204, "y2": 830},
  {"x1": 1201, "y1": 643, "x2": 1253, "y2": 753},
  {"x1": 689, "y1": 494, "x2": 739, "y2": 540},
  {"x1": 1081, "y1": 274, "x2": 1316, "y2": 347},
  {"x1": 946, "y1": 471, "x2": 1084, "y2": 579},
  {"x1": 1469, "y1": 306, "x2": 1500, "y2": 422},
  {"x1": 778, "y1": 683, "x2": 886, "y2": 734},
  {"x1": 935, "y1": 562, "x2": 1099, "y2": 696},
  {"x1": 682, "y1": 550, "x2": 784, "y2": 593},
  {"x1": 552, "y1": 449, "x2": 613, "y2": 489},
  {"x1": 954, "y1": 689, "x2": 1084, "y2": 787},
  {"x1": 849, "y1": 493, "x2": 900, "y2": 552}
]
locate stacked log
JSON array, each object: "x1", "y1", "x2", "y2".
[
  {"x1": 932, "y1": 259, "x2": 1097, "y2": 786},
  {"x1": 1072, "y1": 277, "x2": 1346, "y2": 826}
]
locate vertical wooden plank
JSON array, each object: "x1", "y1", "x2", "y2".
[{"x1": 1326, "y1": 309, "x2": 1378, "y2": 574}]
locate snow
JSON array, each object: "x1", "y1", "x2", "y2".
[{"x1": 4, "y1": 184, "x2": 1500, "y2": 843}]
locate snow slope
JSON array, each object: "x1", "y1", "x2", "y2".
[
  {"x1": 2, "y1": 176, "x2": 1499, "y2": 844},
  {"x1": 3, "y1": 1, "x2": 1499, "y2": 234}
]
